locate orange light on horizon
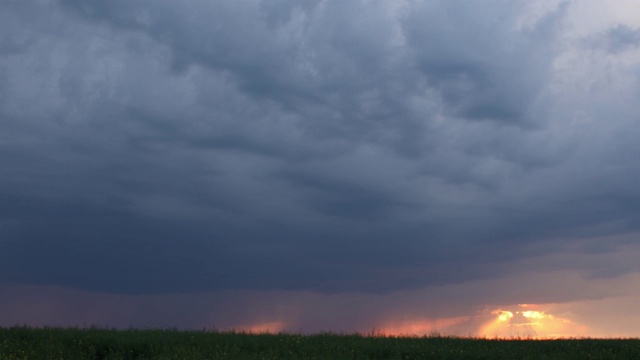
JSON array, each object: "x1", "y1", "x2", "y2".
[
  {"x1": 376, "y1": 316, "x2": 471, "y2": 336},
  {"x1": 479, "y1": 304, "x2": 588, "y2": 339},
  {"x1": 233, "y1": 321, "x2": 287, "y2": 334}
]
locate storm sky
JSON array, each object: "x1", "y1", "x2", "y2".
[{"x1": 2, "y1": 0, "x2": 640, "y2": 337}]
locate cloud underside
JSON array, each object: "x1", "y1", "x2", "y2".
[
  {"x1": 4, "y1": 249, "x2": 640, "y2": 337},
  {"x1": 1, "y1": 0, "x2": 640, "y2": 296}
]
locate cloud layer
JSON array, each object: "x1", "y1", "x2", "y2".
[{"x1": 2, "y1": 1, "x2": 640, "y2": 334}]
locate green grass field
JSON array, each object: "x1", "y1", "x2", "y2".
[{"x1": 1, "y1": 327, "x2": 639, "y2": 360}]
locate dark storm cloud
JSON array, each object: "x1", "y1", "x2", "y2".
[
  {"x1": 403, "y1": 1, "x2": 565, "y2": 125},
  {"x1": 2, "y1": 0, "x2": 640, "y2": 296}
]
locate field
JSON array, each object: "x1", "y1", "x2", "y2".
[{"x1": 1, "y1": 327, "x2": 639, "y2": 360}]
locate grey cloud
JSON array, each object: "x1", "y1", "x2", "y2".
[
  {"x1": 0, "y1": 2, "x2": 43, "y2": 55},
  {"x1": 57, "y1": 0, "x2": 422, "y2": 147},
  {"x1": 581, "y1": 24, "x2": 640, "y2": 56},
  {"x1": 1, "y1": 0, "x2": 640, "y2": 297},
  {"x1": 279, "y1": 170, "x2": 409, "y2": 220},
  {"x1": 403, "y1": 1, "x2": 566, "y2": 125},
  {"x1": 601, "y1": 25, "x2": 640, "y2": 53}
]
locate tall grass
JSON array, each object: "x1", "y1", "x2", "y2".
[{"x1": 1, "y1": 326, "x2": 639, "y2": 359}]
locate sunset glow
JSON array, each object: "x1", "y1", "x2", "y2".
[
  {"x1": 376, "y1": 316, "x2": 471, "y2": 336},
  {"x1": 235, "y1": 321, "x2": 287, "y2": 334},
  {"x1": 494, "y1": 310, "x2": 514, "y2": 322},
  {"x1": 522, "y1": 311, "x2": 547, "y2": 320},
  {"x1": 373, "y1": 304, "x2": 591, "y2": 338},
  {"x1": 479, "y1": 305, "x2": 588, "y2": 339}
]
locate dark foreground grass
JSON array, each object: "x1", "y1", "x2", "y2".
[{"x1": 1, "y1": 327, "x2": 639, "y2": 360}]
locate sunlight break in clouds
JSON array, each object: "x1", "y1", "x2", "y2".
[
  {"x1": 374, "y1": 304, "x2": 589, "y2": 339},
  {"x1": 478, "y1": 305, "x2": 588, "y2": 339}
]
